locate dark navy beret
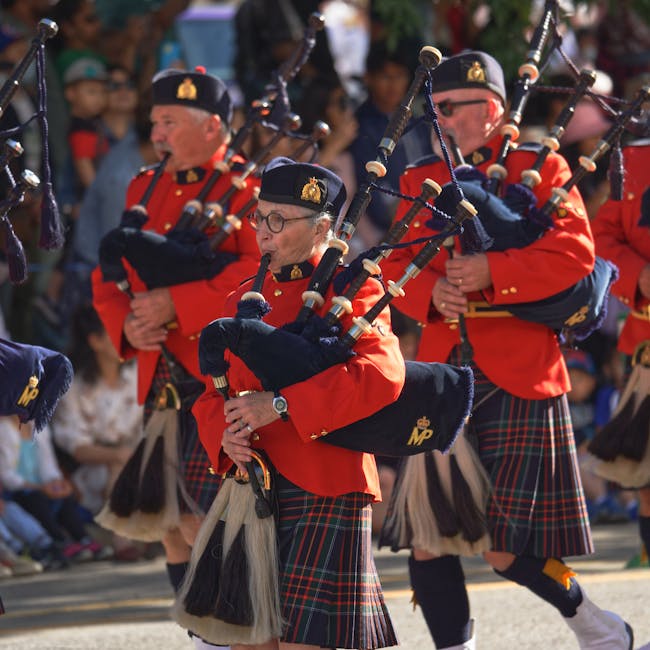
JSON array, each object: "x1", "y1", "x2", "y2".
[
  {"x1": 0, "y1": 338, "x2": 73, "y2": 432},
  {"x1": 430, "y1": 50, "x2": 506, "y2": 103},
  {"x1": 259, "y1": 157, "x2": 347, "y2": 216},
  {"x1": 152, "y1": 66, "x2": 232, "y2": 125}
]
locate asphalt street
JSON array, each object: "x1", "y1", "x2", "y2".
[{"x1": 0, "y1": 521, "x2": 648, "y2": 649}]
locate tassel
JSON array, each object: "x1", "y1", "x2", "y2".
[
  {"x1": 136, "y1": 435, "x2": 166, "y2": 513},
  {"x1": 608, "y1": 139, "x2": 624, "y2": 202},
  {"x1": 450, "y1": 454, "x2": 488, "y2": 543},
  {"x1": 236, "y1": 298, "x2": 271, "y2": 320},
  {"x1": 620, "y1": 394, "x2": 650, "y2": 461},
  {"x1": 213, "y1": 525, "x2": 254, "y2": 626},
  {"x1": 2, "y1": 217, "x2": 28, "y2": 284},
  {"x1": 588, "y1": 395, "x2": 636, "y2": 461},
  {"x1": 183, "y1": 519, "x2": 226, "y2": 617},
  {"x1": 120, "y1": 207, "x2": 149, "y2": 229},
  {"x1": 109, "y1": 439, "x2": 146, "y2": 517},
  {"x1": 424, "y1": 452, "x2": 459, "y2": 538},
  {"x1": 460, "y1": 215, "x2": 494, "y2": 254},
  {"x1": 38, "y1": 182, "x2": 64, "y2": 249}
]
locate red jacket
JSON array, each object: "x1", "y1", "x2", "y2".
[
  {"x1": 92, "y1": 145, "x2": 261, "y2": 402},
  {"x1": 381, "y1": 134, "x2": 594, "y2": 399},
  {"x1": 592, "y1": 140, "x2": 650, "y2": 354},
  {"x1": 192, "y1": 254, "x2": 406, "y2": 499}
]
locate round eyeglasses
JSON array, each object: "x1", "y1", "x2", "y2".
[
  {"x1": 248, "y1": 210, "x2": 315, "y2": 233},
  {"x1": 437, "y1": 99, "x2": 488, "y2": 117}
]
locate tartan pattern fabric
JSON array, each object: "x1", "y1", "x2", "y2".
[
  {"x1": 276, "y1": 476, "x2": 397, "y2": 649},
  {"x1": 450, "y1": 348, "x2": 593, "y2": 558},
  {"x1": 146, "y1": 354, "x2": 219, "y2": 514}
]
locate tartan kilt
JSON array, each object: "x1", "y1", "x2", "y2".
[
  {"x1": 276, "y1": 475, "x2": 397, "y2": 649},
  {"x1": 146, "y1": 355, "x2": 219, "y2": 514},
  {"x1": 449, "y1": 348, "x2": 594, "y2": 558}
]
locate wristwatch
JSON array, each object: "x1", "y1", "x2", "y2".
[{"x1": 272, "y1": 391, "x2": 289, "y2": 421}]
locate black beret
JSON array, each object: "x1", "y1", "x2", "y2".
[
  {"x1": 152, "y1": 66, "x2": 232, "y2": 125},
  {"x1": 0, "y1": 338, "x2": 73, "y2": 432},
  {"x1": 430, "y1": 50, "x2": 506, "y2": 103},
  {"x1": 259, "y1": 157, "x2": 347, "y2": 216}
]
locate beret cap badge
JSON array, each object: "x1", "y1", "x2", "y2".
[
  {"x1": 177, "y1": 78, "x2": 198, "y2": 101},
  {"x1": 467, "y1": 61, "x2": 486, "y2": 83},
  {"x1": 300, "y1": 177, "x2": 323, "y2": 204}
]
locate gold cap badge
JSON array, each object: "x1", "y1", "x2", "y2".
[
  {"x1": 16, "y1": 376, "x2": 39, "y2": 408},
  {"x1": 467, "y1": 61, "x2": 486, "y2": 83},
  {"x1": 290, "y1": 264, "x2": 303, "y2": 280},
  {"x1": 300, "y1": 177, "x2": 322, "y2": 204},
  {"x1": 177, "y1": 78, "x2": 197, "y2": 101}
]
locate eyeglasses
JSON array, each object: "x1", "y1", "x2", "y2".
[
  {"x1": 248, "y1": 210, "x2": 315, "y2": 233},
  {"x1": 437, "y1": 99, "x2": 488, "y2": 117},
  {"x1": 108, "y1": 80, "x2": 135, "y2": 91}
]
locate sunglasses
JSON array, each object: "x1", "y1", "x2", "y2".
[
  {"x1": 248, "y1": 210, "x2": 315, "y2": 233},
  {"x1": 437, "y1": 99, "x2": 488, "y2": 117},
  {"x1": 108, "y1": 80, "x2": 135, "y2": 91}
]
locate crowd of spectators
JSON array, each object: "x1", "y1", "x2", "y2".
[{"x1": 0, "y1": 0, "x2": 648, "y2": 579}]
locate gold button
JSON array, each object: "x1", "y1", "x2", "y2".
[
  {"x1": 252, "y1": 433, "x2": 260, "y2": 441},
  {"x1": 310, "y1": 433, "x2": 318, "y2": 440},
  {"x1": 413, "y1": 221, "x2": 421, "y2": 228},
  {"x1": 627, "y1": 193, "x2": 635, "y2": 200},
  {"x1": 509, "y1": 287, "x2": 517, "y2": 294},
  {"x1": 208, "y1": 466, "x2": 216, "y2": 475},
  {"x1": 175, "y1": 189, "x2": 182, "y2": 196},
  {"x1": 576, "y1": 207, "x2": 585, "y2": 217},
  {"x1": 320, "y1": 429, "x2": 328, "y2": 436},
  {"x1": 164, "y1": 222, "x2": 172, "y2": 230},
  {"x1": 417, "y1": 321, "x2": 425, "y2": 328},
  {"x1": 449, "y1": 323, "x2": 458, "y2": 330},
  {"x1": 274, "y1": 288, "x2": 282, "y2": 296},
  {"x1": 501, "y1": 288, "x2": 509, "y2": 295},
  {"x1": 189, "y1": 335, "x2": 196, "y2": 341}
]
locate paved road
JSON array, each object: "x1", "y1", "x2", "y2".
[{"x1": 0, "y1": 522, "x2": 648, "y2": 649}]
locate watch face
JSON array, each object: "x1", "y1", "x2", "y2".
[{"x1": 273, "y1": 396, "x2": 288, "y2": 413}]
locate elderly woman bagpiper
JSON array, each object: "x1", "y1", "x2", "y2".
[{"x1": 189, "y1": 157, "x2": 406, "y2": 650}]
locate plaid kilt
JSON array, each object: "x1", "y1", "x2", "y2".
[
  {"x1": 449, "y1": 348, "x2": 593, "y2": 558},
  {"x1": 146, "y1": 354, "x2": 219, "y2": 514},
  {"x1": 275, "y1": 474, "x2": 397, "y2": 649}
]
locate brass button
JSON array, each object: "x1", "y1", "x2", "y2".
[
  {"x1": 627, "y1": 192, "x2": 635, "y2": 200},
  {"x1": 188, "y1": 335, "x2": 197, "y2": 341},
  {"x1": 320, "y1": 429, "x2": 328, "y2": 437},
  {"x1": 252, "y1": 433, "x2": 260, "y2": 441},
  {"x1": 310, "y1": 433, "x2": 318, "y2": 440},
  {"x1": 274, "y1": 288, "x2": 282, "y2": 296},
  {"x1": 208, "y1": 466, "x2": 216, "y2": 475},
  {"x1": 501, "y1": 288, "x2": 509, "y2": 295},
  {"x1": 449, "y1": 323, "x2": 458, "y2": 330},
  {"x1": 509, "y1": 287, "x2": 518, "y2": 294},
  {"x1": 413, "y1": 221, "x2": 421, "y2": 228},
  {"x1": 164, "y1": 222, "x2": 172, "y2": 231},
  {"x1": 175, "y1": 189, "x2": 182, "y2": 196}
]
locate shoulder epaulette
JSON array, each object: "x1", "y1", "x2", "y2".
[{"x1": 405, "y1": 153, "x2": 442, "y2": 170}]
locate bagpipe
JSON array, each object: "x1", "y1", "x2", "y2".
[
  {"x1": 97, "y1": 14, "x2": 327, "y2": 294},
  {"x1": 1, "y1": 19, "x2": 64, "y2": 284}
]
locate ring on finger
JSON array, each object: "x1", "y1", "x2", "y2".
[
  {"x1": 246, "y1": 424, "x2": 253, "y2": 433},
  {"x1": 440, "y1": 301, "x2": 446, "y2": 309}
]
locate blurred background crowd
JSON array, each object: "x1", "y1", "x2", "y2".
[{"x1": 0, "y1": 0, "x2": 648, "y2": 578}]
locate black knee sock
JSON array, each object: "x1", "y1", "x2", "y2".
[
  {"x1": 495, "y1": 556, "x2": 583, "y2": 617},
  {"x1": 166, "y1": 561, "x2": 189, "y2": 593},
  {"x1": 408, "y1": 555, "x2": 471, "y2": 648},
  {"x1": 639, "y1": 516, "x2": 650, "y2": 558}
]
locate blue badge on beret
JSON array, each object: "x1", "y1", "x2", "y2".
[
  {"x1": 430, "y1": 50, "x2": 506, "y2": 103},
  {"x1": 0, "y1": 338, "x2": 73, "y2": 432},
  {"x1": 152, "y1": 66, "x2": 232, "y2": 126},
  {"x1": 259, "y1": 157, "x2": 347, "y2": 216}
]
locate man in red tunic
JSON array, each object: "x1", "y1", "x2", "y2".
[
  {"x1": 381, "y1": 50, "x2": 633, "y2": 649},
  {"x1": 92, "y1": 67, "x2": 260, "y2": 609}
]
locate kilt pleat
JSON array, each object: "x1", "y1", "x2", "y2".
[
  {"x1": 450, "y1": 350, "x2": 593, "y2": 558},
  {"x1": 276, "y1": 476, "x2": 397, "y2": 649}
]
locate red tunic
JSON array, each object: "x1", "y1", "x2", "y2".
[
  {"x1": 381, "y1": 134, "x2": 595, "y2": 399},
  {"x1": 592, "y1": 140, "x2": 650, "y2": 354},
  {"x1": 192, "y1": 255, "x2": 406, "y2": 500},
  {"x1": 92, "y1": 144, "x2": 261, "y2": 402}
]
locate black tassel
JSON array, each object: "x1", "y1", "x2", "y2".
[
  {"x1": 2, "y1": 217, "x2": 28, "y2": 284},
  {"x1": 214, "y1": 525, "x2": 253, "y2": 625},
  {"x1": 620, "y1": 394, "x2": 650, "y2": 461},
  {"x1": 183, "y1": 520, "x2": 225, "y2": 617},
  {"x1": 460, "y1": 216, "x2": 494, "y2": 254},
  {"x1": 424, "y1": 453, "x2": 459, "y2": 538},
  {"x1": 136, "y1": 435, "x2": 166, "y2": 513},
  {"x1": 109, "y1": 439, "x2": 146, "y2": 517},
  {"x1": 120, "y1": 208, "x2": 149, "y2": 229},
  {"x1": 588, "y1": 396, "x2": 636, "y2": 461},
  {"x1": 38, "y1": 182, "x2": 65, "y2": 250},
  {"x1": 449, "y1": 455, "x2": 488, "y2": 543},
  {"x1": 608, "y1": 139, "x2": 624, "y2": 202}
]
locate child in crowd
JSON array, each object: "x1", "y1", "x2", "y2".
[
  {"x1": 565, "y1": 348, "x2": 629, "y2": 524},
  {"x1": 53, "y1": 304, "x2": 144, "y2": 561},
  {"x1": 0, "y1": 496, "x2": 47, "y2": 576},
  {"x1": 0, "y1": 415, "x2": 108, "y2": 562}
]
